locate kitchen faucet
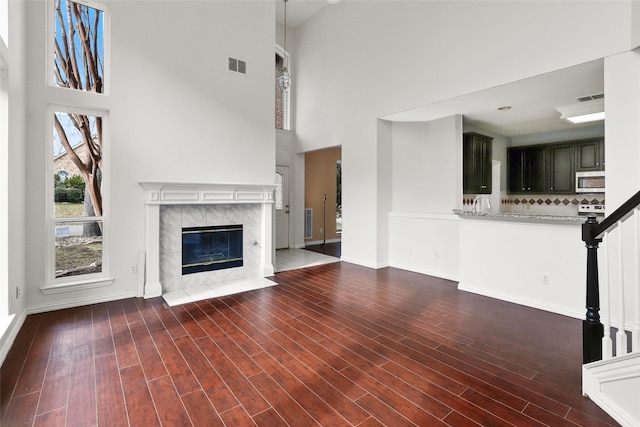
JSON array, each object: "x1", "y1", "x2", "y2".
[{"x1": 473, "y1": 195, "x2": 491, "y2": 213}]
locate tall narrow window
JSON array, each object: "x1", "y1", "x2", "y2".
[
  {"x1": 52, "y1": 110, "x2": 105, "y2": 280},
  {"x1": 275, "y1": 50, "x2": 289, "y2": 130},
  {"x1": 53, "y1": 0, "x2": 106, "y2": 93},
  {"x1": 46, "y1": 0, "x2": 110, "y2": 290}
]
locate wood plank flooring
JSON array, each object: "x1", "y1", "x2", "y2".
[{"x1": 1, "y1": 263, "x2": 619, "y2": 426}]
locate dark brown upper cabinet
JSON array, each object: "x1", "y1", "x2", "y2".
[
  {"x1": 507, "y1": 138, "x2": 603, "y2": 195},
  {"x1": 547, "y1": 143, "x2": 575, "y2": 194},
  {"x1": 463, "y1": 132, "x2": 493, "y2": 194},
  {"x1": 576, "y1": 139, "x2": 605, "y2": 171},
  {"x1": 507, "y1": 145, "x2": 546, "y2": 194}
]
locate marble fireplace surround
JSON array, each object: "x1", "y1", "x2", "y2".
[{"x1": 139, "y1": 181, "x2": 277, "y2": 304}]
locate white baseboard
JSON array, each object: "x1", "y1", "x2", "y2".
[
  {"x1": 0, "y1": 310, "x2": 27, "y2": 366},
  {"x1": 389, "y1": 262, "x2": 459, "y2": 282},
  {"x1": 27, "y1": 290, "x2": 138, "y2": 315},
  {"x1": 304, "y1": 238, "x2": 341, "y2": 246},
  {"x1": 583, "y1": 352, "x2": 640, "y2": 427},
  {"x1": 339, "y1": 256, "x2": 388, "y2": 270},
  {"x1": 458, "y1": 282, "x2": 584, "y2": 319}
]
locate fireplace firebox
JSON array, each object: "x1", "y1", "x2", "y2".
[{"x1": 182, "y1": 224, "x2": 243, "y2": 275}]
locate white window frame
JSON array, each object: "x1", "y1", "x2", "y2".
[
  {"x1": 43, "y1": 105, "x2": 112, "y2": 293},
  {"x1": 43, "y1": 0, "x2": 112, "y2": 293},
  {"x1": 47, "y1": 0, "x2": 110, "y2": 95},
  {"x1": 276, "y1": 44, "x2": 290, "y2": 131}
]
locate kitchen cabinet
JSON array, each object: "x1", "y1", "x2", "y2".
[
  {"x1": 576, "y1": 139, "x2": 605, "y2": 171},
  {"x1": 507, "y1": 146, "x2": 546, "y2": 193},
  {"x1": 463, "y1": 132, "x2": 492, "y2": 194},
  {"x1": 547, "y1": 144, "x2": 575, "y2": 194},
  {"x1": 507, "y1": 138, "x2": 604, "y2": 195}
]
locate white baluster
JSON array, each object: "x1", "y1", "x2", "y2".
[
  {"x1": 602, "y1": 235, "x2": 613, "y2": 359},
  {"x1": 633, "y1": 208, "x2": 640, "y2": 352},
  {"x1": 616, "y1": 222, "x2": 628, "y2": 356}
]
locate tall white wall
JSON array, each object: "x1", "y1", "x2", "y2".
[
  {"x1": 602, "y1": 48, "x2": 640, "y2": 329},
  {"x1": 8, "y1": 0, "x2": 26, "y2": 315},
  {"x1": 1, "y1": 0, "x2": 27, "y2": 362},
  {"x1": 376, "y1": 119, "x2": 393, "y2": 266},
  {"x1": 604, "y1": 49, "x2": 640, "y2": 210},
  {"x1": 23, "y1": 0, "x2": 276, "y2": 312},
  {"x1": 295, "y1": 0, "x2": 632, "y2": 269},
  {"x1": 391, "y1": 117, "x2": 462, "y2": 214},
  {"x1": 388, "y1": 116, "x2": 462, "y2": 280}
]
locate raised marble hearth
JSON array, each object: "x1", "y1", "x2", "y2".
[{"x1": 139, "y1": 181, "x2": 277, "y2": 305}]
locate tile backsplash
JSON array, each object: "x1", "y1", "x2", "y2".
[{"x1": 463, "y1": 193, "x2": 605, "y2": 216}]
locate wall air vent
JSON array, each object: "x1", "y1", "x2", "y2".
[
  {"x1": 304, "y1": 208, "x2": 313, "y2": 239},
  {"x1": 228, "y1": 57, "x2": 247, "y2": 75},
  {"x1": 576, "y1": 93, "x2": 604, "y2": 102}
]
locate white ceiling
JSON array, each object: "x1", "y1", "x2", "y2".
[
  {"x1": 276, "y1": 2, "x2": 605, "y2": 138},
  {"x1": 383, "y1": 60, "x2": 605, "y2": 137},
  {"x1": 276, "y1": 0, "x2": 329, "y2": 29}
]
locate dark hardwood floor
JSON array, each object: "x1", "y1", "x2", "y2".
[
  {"x1": 1, "y1": 262, "x2": 619, "y2": 426},
  {"x1": 305, "y1": 242, "x2": 341, "y2": 258}
]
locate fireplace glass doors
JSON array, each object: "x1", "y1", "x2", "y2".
[{"x1": 182, "y1": 225, "x2": 243, "y2": 275}]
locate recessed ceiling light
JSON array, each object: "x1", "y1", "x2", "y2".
[
  {"x1": 555, "y1": 98, "x2": 604, "y2": 124},
  {"x1": 565, "y1": 112, "x2": 605, "y2": 124},
  {"x1": 497, "y1": 106, "x2": 512, "y2": 111}
]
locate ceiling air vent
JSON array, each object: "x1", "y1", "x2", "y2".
[
  {"x1": 228, "y1": 57, "x2": 247, "y2": 75},
  {"x1": 577, "y1": 93, "x2": 604, "y2": 102}
]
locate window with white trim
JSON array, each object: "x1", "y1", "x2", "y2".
[
  {"x1": 46, "y1": 0, "x2": 111, "y2": 289},
  {"x1": 275, "y1": 47, "x2": 290, "y2": 130},
  {"x1": 51, "y1": 0, "x2": 108, "y2": 93},
  {"x1": 50, "y1": 108, "x2": 107, "y2": 282}
]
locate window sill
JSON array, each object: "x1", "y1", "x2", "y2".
[{"x1": 41, "y1": 276, "x2": 115, "y2": 295}]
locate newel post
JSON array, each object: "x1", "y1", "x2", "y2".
[{"x1": 582, "y1": 214, "x2": 604, "y2": 363}]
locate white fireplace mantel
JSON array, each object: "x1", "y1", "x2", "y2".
[
  {"x1": 138, "y1": 181, "x2": 277, "y2": 205},
  {"x1": 138, "y1": 181, "x2": 277, "y2": 299}
]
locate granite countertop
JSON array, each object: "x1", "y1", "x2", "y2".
[{"x1": 453, "y1": 209, "x2": 587, "y2": 224}]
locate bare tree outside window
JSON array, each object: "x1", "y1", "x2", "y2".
[
  {"x1": 54, "y1": 0, "x2": 104, "y2": 93},
  {"x1": 52, "y1": 0, "x2": 106, "y2": 278},
  {"x1": 53, "y1": 0, "x2": 104, "y2": 233}
]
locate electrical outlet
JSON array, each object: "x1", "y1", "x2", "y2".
[
  {"x1": 319, "y1": 227, "x2": 323, "y2": 233},
  {"x1": 15, "y1": 286, "x2": 21, "y2": 299},
  {"x1": 130, "y1": 264, "x2": 137, "y2": 274},
  {"x1": 542, "y1": 274, "x2": 550, "y2": 285}
]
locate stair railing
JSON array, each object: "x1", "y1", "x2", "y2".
[{"x1": 582, "y1": 190, "x2": 640, "y2": 363}]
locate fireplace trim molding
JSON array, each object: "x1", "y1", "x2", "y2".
[{"x1": 138, "y1": 181, "x2": 276, "y2": 299}]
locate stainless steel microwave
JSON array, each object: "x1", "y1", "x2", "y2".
[{"x1": 576, "y1": 171, "x2": 605, "y2": 193}]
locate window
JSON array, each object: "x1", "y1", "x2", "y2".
[
  {"x1": 275, "y1": 48, "x2": 290, "y2": 130},
  {"x1": 275, "y1": 172, "x2": 283, "y2": 210},
  {"x1": 45, "y1": 0, "x2": 111, "y2": 291},
  {"x1": 50, "y1": 108, "x2": 108, "y2": 285},
  {"x1": 52, "y1": 0, "x2": 107, "y2": 93}
]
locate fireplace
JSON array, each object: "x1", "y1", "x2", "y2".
[
  {"x1": 182, "y1": 224, "x2": 243, "y2": 275},
  {"x1": 138, "y1": 181, "x2": 276, "y2": 300}
]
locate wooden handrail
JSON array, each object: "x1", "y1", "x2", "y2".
[{"x1": 593, "y1": 190, "x2": 640, "y2": 239}]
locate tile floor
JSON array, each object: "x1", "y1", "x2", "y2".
[
  {"x1": 162, "y1": 249, "x2": 340, "y2": 306},
  {"x1": 275, "y1": 248, "x2": 340, "y2": 272}
]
